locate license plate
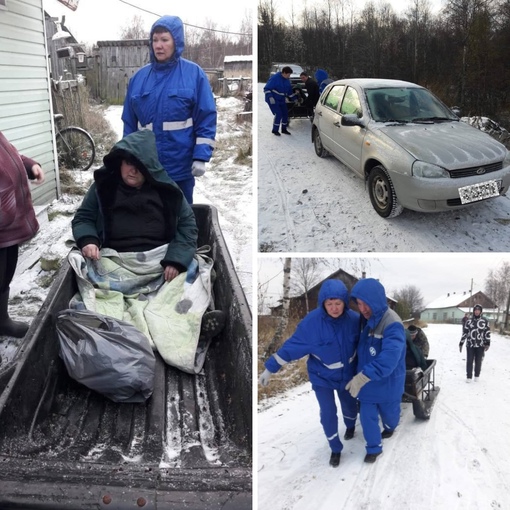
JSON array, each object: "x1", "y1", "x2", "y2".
[{"x1": 458, "y1": 180, "x2": 501, "y2": 204}]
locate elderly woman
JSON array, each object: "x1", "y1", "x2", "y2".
[
  {"x1": 72, "y1": 129, "x2": 198, "y2": 277},
  {"x1": 0, "y1": 131, "x2": 45, "y2": 337}
]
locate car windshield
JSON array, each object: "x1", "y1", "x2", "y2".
[{"x1": 365, "y1": 87, "x2": 458, "y2": 123}]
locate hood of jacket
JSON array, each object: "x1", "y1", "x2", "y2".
[
  {"x1": 149, "y1": 15, "x2": 185, "y2": 65},
  {"x1": 315, "y1": 69, "x2": 328, "y2": 83},
  {"x1": 350, "y1": 278, "x2": 389, "y2": 330},
  {"x1": 99, "y1": 130, "x2": 178, "y2": 188},
  {"x1": 318, "y1": 279, "x2": 349, "y2": 317}
]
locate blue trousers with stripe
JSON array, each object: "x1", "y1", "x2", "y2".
[
  {"x1": 270, "y1": 102, "x2": 289, "y2": 133},
  {"x1": 314, "y1": 386, "x2": 358, "y2": 453},
  {"x1": 359, "y1": 400, "x2": 401, "y2": 454}
]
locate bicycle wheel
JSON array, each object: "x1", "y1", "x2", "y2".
[{"x1": 56, "y1": 127, "x2": 96, "y2": 171}]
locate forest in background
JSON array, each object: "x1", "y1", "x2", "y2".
[{"x1": 258, "y1": 0, "x2": 510, "y2": 122}]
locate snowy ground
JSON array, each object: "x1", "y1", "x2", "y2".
[
  {"x1": 7, "y1": 97, "x2": 252, "y2": 331},
  {"x1": 257, "y1": 83, "x2": 510, "y2": 252},
  {"x1": 257, "y1": 323, "x2": 510, "y2": 510}
]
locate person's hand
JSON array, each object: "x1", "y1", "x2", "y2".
[
  {"x1": 191, "y1": 160, "x2": 206, "y2": 177},
  {"x1": 269, "y1": 97, "x2": 276, "y2": 105},
  {"x1": 459, "y1": 342, "x2": 463, "y2": 353},
  {"x1": 346, "y1": 372, "x2": 370, "y2": 398},
  {"x1": 82, "y1": 244, "x2": 100, "y2": 260},
  {"x1": 31, "y1": 164, "x2": 45, "y2": 184},
  {"x1": 484, "y1": 345, "x2": 490, "y2": 352},
  {"x1": 259, "y1": 369, "x2": 272, "y2": 387},
  {"x1": 164, "y1": 264, "x2": 180, "y2": 282}
]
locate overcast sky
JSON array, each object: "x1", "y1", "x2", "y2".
[
  {"x1": 44, "y1": 0, "x2": 252, "y2": 45},
  {"x1": 258, "y1": 253, "x2": 510, "y2": 310}
]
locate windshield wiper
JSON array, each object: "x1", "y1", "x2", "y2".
[
  {"x1": 381, "y1": 119, "x2": 409, "y2": 124},
  {"x1": 412, "y1": 116, "x2": 456, "y2": 123}
]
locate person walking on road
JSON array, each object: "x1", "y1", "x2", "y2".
[
  {"x1": 259, "y1": 279, "x2": 360, "y2": 468},
  {"x1": 459, "y1": 304, "x2": 490, "y2": 382},
  {"x1": 347, "y1": 278, "x2": 406, "y2": 464}
]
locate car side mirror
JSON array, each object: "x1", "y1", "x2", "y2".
[{"x1": 342, "y1": 114, "x2": 365, "y2": 128}]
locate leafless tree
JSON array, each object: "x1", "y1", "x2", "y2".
[
  {"x1": 119, "y1": 15, "x2": 149, "y2": 40},
  {"x1": 485, "y1": 261, "x2": 510, "y2": 326},
  {"x1": 266, "y1": 258, "x2": 292, "y2": 355},
  {"x1": 291, "y1": 258, "x2": 326, "y2": 314},
  {"x1": 393, "y1": 285, "x2": 425, "y2": 320}
]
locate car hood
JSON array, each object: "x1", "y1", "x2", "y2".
[{"x1": 379, "y1": 120, "x2": 507, "y2": 169}]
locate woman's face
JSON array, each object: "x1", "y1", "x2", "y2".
[
  {"x1": 324, "y1": 298, "x2": 345, "y2": 318},
  {"x1": 152, "y1": 30, "x2": 175, "y2": 63},
  {"x1": 120, "y1": 160, "x2": 145, "y2": 188}
]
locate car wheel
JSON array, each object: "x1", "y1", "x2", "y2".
[
  {"x1": 313, "y1": 128, "x2": 328, "y2": 158},
  {"x1": 368, "y1": 165, "x2": 404, "y2": 218}
]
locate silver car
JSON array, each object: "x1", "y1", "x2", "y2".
[{"x1": 312, "y1": 78, "x2": 510, "y2": 217}]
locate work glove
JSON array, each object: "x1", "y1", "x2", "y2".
[
  {"x1": 346, "y1": 372, "x2": 370, "y2": 398},
  {"x1": 459, "y1": 342, "x2": 463, "y2": 353},
  {"x1": 191, "y1": 160, "x2": 206, "y2": 177},
  {"x1": 269, "y1": 96, "x2": 275, "y2": 105},
  {"x1": 259, "y1": 369, "x2": 272, "y2": 387}
]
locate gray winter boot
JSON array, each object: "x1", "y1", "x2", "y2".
[{"x1": 0, "y1": 289, "x2": 29, "y2": 338}]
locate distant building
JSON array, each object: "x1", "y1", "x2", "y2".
[
  {"x1": 223, "y1": 55, "x2": 252, "y2": 79},
  {"x1": 421, "y1": 290, "x2": 498, "y2": 324},
  {"x1": 269, "y1": 269, "x2": 396, "y2": 319}
]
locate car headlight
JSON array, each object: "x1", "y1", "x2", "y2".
[{"x1": 412, "y1": 161, "x2": 450, "y2": 178}]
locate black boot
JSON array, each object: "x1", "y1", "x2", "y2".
[
  {"x1": 344, "y1": 427, "x2": 355, "y2": 440},
  {"x1": 281, "y1": 129, "x2": 291, "y2": 135},
  {"x1": 329, "y1": 452, "x2": 341, "y2": 467},
  {"x1": 199, "y1": 310, "x2": 226, "y2": 340},
  {"x1": 272, "y1": 130, "x2": 281, "y2": 136},
  {"x1": 0, "y1": 289, "x2": 29, "y2": 338}
]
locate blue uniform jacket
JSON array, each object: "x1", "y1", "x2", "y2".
[
  {"x1": 265, "y1": 279, "x2": 361, "y2": 390},
  {"x1": 122, "y1": 15, "x2": 217, "y2": 182},
  {"x1": 264, "y1": 73, "x2": 296, "y2": 106},
  {"x1": 350, "y1": 278, "x2": 406, "y2": 404}
]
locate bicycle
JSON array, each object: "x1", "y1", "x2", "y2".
[{"x1": 54, "y1": 113, "x2": 96, "y2": 171}]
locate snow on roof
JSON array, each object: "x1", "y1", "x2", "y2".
[
  {"x1": 425, "y1": 291, "x2": 477, "y2": 310},
  {"x1": 224, "y1": 55, "x2": 252, "y2": 63}
]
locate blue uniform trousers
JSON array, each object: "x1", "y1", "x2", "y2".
[
  {"x1": 314, "y1": 386, "x2": 358, "y2": 453},
  {"x1": 270, "y1": 102, "x2": 289, "y2": 133},
  {"x1": 359, "y1": 400, "x2": 401, "y2": 454},
  {"x1": 174, "y1": 175, "x2": 195, "y2": 204}
]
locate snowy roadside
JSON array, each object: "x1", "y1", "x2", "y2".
[
  {"x1": 8, "y1": 97, "x2": 252, "y2": 332},
  {"x1": 257, "y1": 83, "x2": 510, "y2": 252},
  {"x1": 257, "y1": 323, "x2": 510, "y2": 510}
]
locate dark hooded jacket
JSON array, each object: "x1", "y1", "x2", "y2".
[
  {"x1": 265, "y1": 279, "x2": 361, "y2": 389},
  {"x1": 0, "y1": 131, "x2": 39, "y2": 249},
  {"x1": 122, "y1": 15, "x2": 217, "y2": 182},
  {"x1": 350, "y1": 278, "x2": 406, "y2": 403},
  {"x1": 71, "y1": 130, "x2": 197, "y2": 271}
]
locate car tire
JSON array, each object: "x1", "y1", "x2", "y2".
[
  {"x1": 368, "y1": 166, "x2": 404, "y2": 218},
  {"x1": 313, "y1": 128, "x2": 328, "y2": 158}
]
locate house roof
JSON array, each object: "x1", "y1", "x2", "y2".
[
  {"x1": 425, "y1": 291, "x2": 475, "y2": 309},
  {"x1": 424, "y1": 290, "x2": 497, "y2": 311}
]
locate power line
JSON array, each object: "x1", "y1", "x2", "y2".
[{"x1": 117, "y1": 0, "x2": 251, "y2": 36}]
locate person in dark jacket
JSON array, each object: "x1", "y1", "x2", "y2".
[
  {"x1": 122, "y1": 15, "x2": 217, "y2": 204},
  {"x1": 299, "y1": 72, "x2": 320, "y2": 115},
  {"x1": 72, "y1": 130, "x2": 198, "y2": 281},
  {"x1": 459, "y1": 304, "x2": 490, "y2": 382},
  {"x1": 407, "y1": 325, "x2": 430, "y2": 358},
  {"x1": 259, "y1": 279, "x2": 360, "y2": 468},
  {"x1": 0, "y1": 131, "x2": 45, "y2": 337},
  {"x1": 264, "y1": 66, "x2": 298, "y2": 136},
  {"x1": 405, "y1": 328, "x2": 427, "y2": 370},
  {"x1": 347, "y1": 278, "x2": 406, "y2": 464},
  {"x1": 315, "y1": 69, "x2": 334, "y2": 94}
]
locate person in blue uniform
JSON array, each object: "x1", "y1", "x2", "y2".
[
  {"x1": 259, "y1": 279, "x2": 360, "y2": 468},
  {"x1": 347, "y1": 278, "x2": 406, "y2": 463},
  {"x1": 263, "y1": 66, "x2": 298, "y2": 136},
  {"x1": 122, "y1": 15, "x2": 217, "y2": 204}
]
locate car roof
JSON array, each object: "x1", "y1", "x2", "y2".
[{"x1": 329, "y1": 78, "x2": 423, "y2": 89}]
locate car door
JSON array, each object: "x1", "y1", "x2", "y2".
[
  {"x1": 316, "y1": 85, "x2": 345, "y2": 153},
  {"x1": 331, "y1": 86, "x2": 365, "y2": 175}
]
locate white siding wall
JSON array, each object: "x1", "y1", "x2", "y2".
[{"x1": 0, "y1": 0, "x2": 58, "y2": 205}]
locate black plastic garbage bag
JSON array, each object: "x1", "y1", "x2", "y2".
[{"x1": 56, "y1": 309, "x2": 155, "y2": 403}]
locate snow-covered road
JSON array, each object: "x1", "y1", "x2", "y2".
[
  {"x1": 257, "y1": 323, "x2": 510, "y2": 510},
  {"x1": 257, "y1": 83, "x2": 510, "y2": 252}
]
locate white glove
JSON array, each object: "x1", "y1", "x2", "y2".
[
  {"x1": 192, "y1": 160, "x2": 206, "y2": 177},
  {"x1": 345, "y1": 372, "x2": 370, "y2": 398},
  {"x1": 259, "y1": 369, "x2": 272, "y2": 387},
  {"x1": 269, "y1": 97, "x2": 276, "y2": 105}
]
